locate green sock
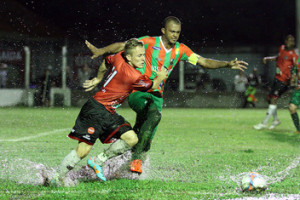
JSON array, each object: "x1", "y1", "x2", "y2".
[
  {"x1": 291, "y1": 113, "x2": 300, "y2": 131},
  {"x1": 132, "y1": 107, "x2": 161, "y2": 160}
]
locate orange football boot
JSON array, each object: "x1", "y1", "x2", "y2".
[{"x1": 130, "y1": 159, "x2": 142, "y2": 173}]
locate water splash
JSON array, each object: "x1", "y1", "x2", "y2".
[{"x1": 0, "y1": 151, "x2": 150, "y2": 187}]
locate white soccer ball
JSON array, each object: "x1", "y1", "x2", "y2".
[{"x1": 241, "y1": 172, "x2": 267, "y2": 192}]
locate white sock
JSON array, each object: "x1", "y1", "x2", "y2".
[
  {"x1": 272, "y1": 105, "x2": 278, "y2": 121},
  {"x1": 57, "y1": 150, "x2": 81, "y2": 177},
  {"x1": 94, "y1": 139, "x2": 131, "y2": 166},
  {"x1": 262, "y1": 104, "x2": 276, "y2": 124}
]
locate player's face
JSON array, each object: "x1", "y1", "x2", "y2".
[
  {"x1": 128, "y1": 46, "x2": 145, "y2": 69},
  {"x1": 162, "y1": 21, "x2": 181, "y2": 45},
  {"x1": 285, "y1": 36, "x2": 295, "y2": 49}
]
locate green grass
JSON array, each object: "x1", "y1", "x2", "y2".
[{"x1": 0, "y1": 107, "x2": 299, "y2": 199}]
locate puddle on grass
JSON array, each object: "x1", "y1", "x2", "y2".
[{"x1": 0, "y1": 151, "x2": 151, "y2": 187}]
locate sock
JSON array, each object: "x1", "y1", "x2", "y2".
[
  {"x1": 262, "y1": 104, "x2": 276, "y2": 124},
  {"x1": 95, "y1": 139, "x2": 131, "y2": 166},
  {"x1": 291, "y1": 113, "x2": 300, "y2": 131},
  {"x1": 132, "y1": 107, "x2": 161, "y2": 160},
  {"x1": 272, "y1": 105, "x2": 278, "y2": 121},
  {"x1": 56, "y1": 150, "x2": 81, "y2": 177}
]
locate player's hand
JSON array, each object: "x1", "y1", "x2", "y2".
[
  {"x1": 154, "y1": 67, "x2": 168, "y2": 80},
  {"x1": 85, "y1": 40, "x2": 105, "y2": 59},
  {"x1": 82, "y1": 77, "x2": 101, "y2": 92},
  {"x1": 262, "y1": 57, "x2": 267, "y2": 64},
  {"x1": 229, "y1": 58, "x2": 248, "y2": 71}
]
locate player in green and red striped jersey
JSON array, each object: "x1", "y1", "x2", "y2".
[
  {"x1": 85, "y1": 16, "x2": 248, "y2": 173},
  {"x1": 289, "y1": 57, "x2": 300, "y2": 134}
]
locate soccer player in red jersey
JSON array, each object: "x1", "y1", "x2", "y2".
[
  {"x1": 85, "y1": 16, "x2": 248, "y2": 173},
  {"x1": 49, "y1": 39, "x2": 167, "y2": 186},
  {"x1": 254, "y1": 35, "x2": 298, "y2": 130}
]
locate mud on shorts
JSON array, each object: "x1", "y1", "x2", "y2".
[
  {"x1": 290, "y1": 88, "x2": 300, "y2": 106},
  {"x1": 68, "y1": 98, "x2": 132, "y2": 145},
  {"x1": 268, "y1": 78, "x2": 289, "y2": 99}
]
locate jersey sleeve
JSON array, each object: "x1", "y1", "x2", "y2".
[
  {"x1": 105, "y1": 54, "x2": 114, "y2": 66},
  {"x1": 179, "y1": 44, "x2": 198, "y2": 65},
  {"x1": 132, "y1": 75, "x2": 153, "y2": 91}
]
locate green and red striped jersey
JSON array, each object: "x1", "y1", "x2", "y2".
[{"x1": 136, "y1": 36, "x2": 195, "y2": 95}]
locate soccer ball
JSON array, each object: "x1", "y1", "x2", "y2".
[{"x1": 241, "y1": 172, "x2": 267, "y2": 192}]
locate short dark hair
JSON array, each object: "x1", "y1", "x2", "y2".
[
  {"x1": 124, "y1": 38, "x2": 144, "y2": 56},
  {"x1": 163, "y1": 16, "x2": 181, "y2": 28}
]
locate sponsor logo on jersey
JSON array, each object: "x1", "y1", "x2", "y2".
[
  {"x1": 83, "y1": 135, "x2": 91, "y2": 140},
  {"x1": 170, "y1": 59, "x2": 174, "y2": 66},
  {"x1": 88, "y1": 127, "x2": 95, "y2": 134},
  {"x1": 155, "y1": 57, "x2": 162, "y2": 61},
  {"x1": 152, "y1": 46, "x2": 161, "y2": 50}
]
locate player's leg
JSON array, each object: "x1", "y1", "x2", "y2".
[
  {"x1": 88, "y1": 111, "x2": 137, "y2": 181},
  {"x1": 92, "y1": 130, "x2": 138, "y2": 166},
  {"x1": 269, "y1": 82, "x2": 288, "y2": 129},
  {"x1": 289, "y1": 90, "x2": 300, "y2": 133},
  {"x1": 131, "y1": 97, "x2": 163, "y2": 173},
  {"x1": 51, "y1": 142, "x2": 92, "y2": 186},
  {"x1": 254, "y1": 80, "x2": 281, "y2": 130}
]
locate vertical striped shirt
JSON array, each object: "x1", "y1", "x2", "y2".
[{"x1": 136, "y1": 36, "x2": 195, "y2": 95}]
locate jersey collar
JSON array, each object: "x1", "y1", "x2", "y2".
[{"x1": 159, "y1": 36, "x2": 173, "y2": 53}]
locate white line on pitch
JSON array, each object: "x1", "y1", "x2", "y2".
[{"x1": 0, "y1": 128, "x2": 69, "y2": 142}]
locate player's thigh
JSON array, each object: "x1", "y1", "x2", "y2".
[
  {"x1": 289, "y1": 89, "x2": 300, "y2": 112},
  {"x1": 269, "y1": 79, "x2": 288, "y2": 98},
  {"x1": 128, "y1": 91, "x2": 152, "y2": 113}
]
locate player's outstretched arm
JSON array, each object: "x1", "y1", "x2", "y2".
[
  {"x1": 85, "y1": 40, "x2": 125, "y2": 59},
  {"x1": 83, "y1": 60, "x2": 108, "y2": 91},
  {"x1": 262, "y1": 56, "x2": 277, "y2": 64},
  {"x1": 197, "y1": 56, "x2": 248, "y2": 71}
]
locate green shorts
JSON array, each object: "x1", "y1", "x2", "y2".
[
  {"x1": 290, "y1": 88, "x2": 300, "y2": 106},
  {"x1": 128, "y1": 91, "x2": 163, "y2": 114}
]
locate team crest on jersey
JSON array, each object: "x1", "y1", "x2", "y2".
[
  {"x1": 152, "y1": 46, "x2": 161, "y2": 50},
  {"x1": 175, "y1": 48, "x2": 180, "y2": 55}
]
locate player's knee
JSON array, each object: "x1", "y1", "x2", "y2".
[
  {"x1": 289, "y1": 103, "x2": 297, "y2": 114},
  {"x1": 76, "y1": 142, "x2": 92, "y2": 158},
  {"x1": 121, "y1": 130, "x2": 138, "y2": 147}
]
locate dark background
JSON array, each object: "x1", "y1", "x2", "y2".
[{"x1": 14, "y1": 0, "x2": 296, "y2": 47}]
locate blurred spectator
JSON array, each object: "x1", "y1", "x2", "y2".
[
  {"x1": 0, "y1": 63, "x2": 8, "y2": 88},
  {"x1": 234, "y1": 71, "x2": 248, "y2": 107},
  {"x1": 243, "y1": 67, "x2": 261, "y2": 108},
  {"x1": 78, "y1": 64, "x2": 92, "y2": 87},
  {"x1": 36, "y1": 65, "x2": 54, "y2": 106}
]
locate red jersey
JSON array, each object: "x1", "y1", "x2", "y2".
[
  {"x1": 136, "y1": 36, "x2": 195, "y2": 95},
  {"x1": 93, "y1": 52, "x2": 153, "y2": 113},
  {"x1": 275, "y1": 45, "x2": 298, "y2": 83}
]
